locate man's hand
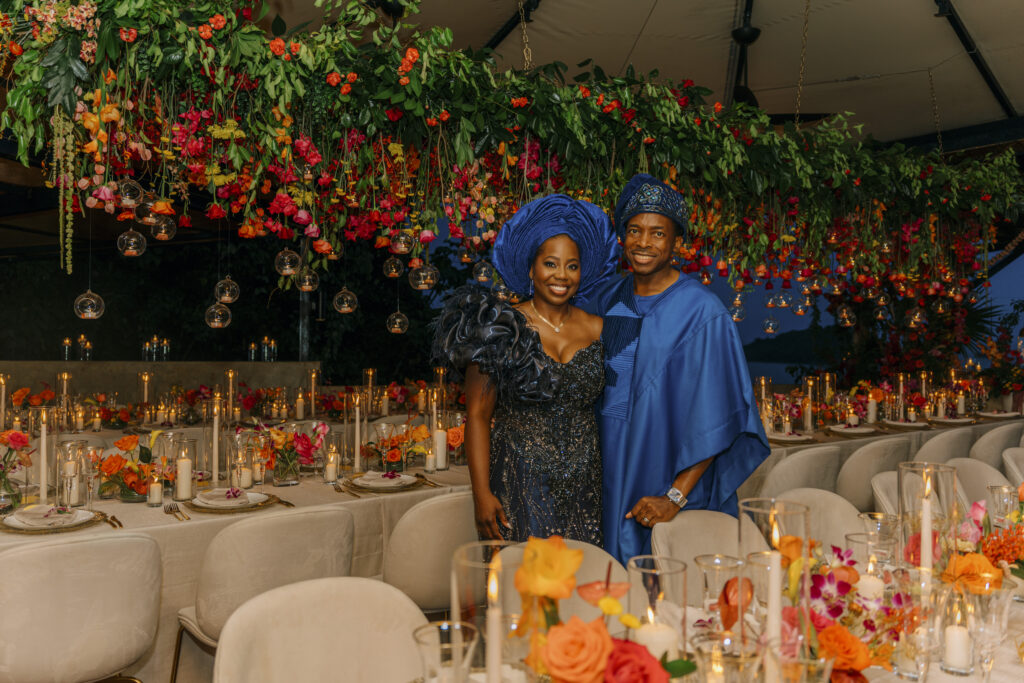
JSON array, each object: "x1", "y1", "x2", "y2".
[{"x1": 626, "y1": 495, "x2": 681, "y2": 528}]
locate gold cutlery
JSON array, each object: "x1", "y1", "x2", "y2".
[
  {"x1": 163, "y1": 503, "x2": 183, "y2": 521},
  {"x1": 169, "y1": 502, "x2": 190, "y2": 520},
  {"x1": 101, "y1": 514, "x2": 119, "y2": 529},
  {"x1": 414, "y1": 473, "x2": 442, "y2": 488},
  {"x1": 109, "y1": 515, "x2": 124, "y2": 528},
  {"x1": 276, "y1": 498, "x2": 296, "y2": 508},
  {"x1": 339, "y1": 482, "x2": 362, "y2": 498}
]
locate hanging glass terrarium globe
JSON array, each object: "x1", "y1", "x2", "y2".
[
  {"x1": 326, "y1": 242, "x2": 343, "y2": 260},
  {"x1": 459, "y1": 249, "x2": 474, "y2": 264},
  {"x1": 215, "y1": 275, "x2": 240, "y2": 303},
  {"x1": 761, "y1": 315, "x2": 780, "y2": 335},
  {"x1": 729, "y1": 305, "x2": 746, "y2": 323},
  {"x1": 873, "y1": 306, "x2": 891, "y2": 322},
  {"x1": 274, "y1": 248, "x2": 301, "y2": 276},
  {"x1": 408, "y1": 266, "x2": 430, "y2": 291},
  {"x1": 421, "y1": 263, "x2": 440, "y2": 289},
  {"x1": 880, "y1": 241, "x2": 893, "y2": 255},
  {"x1": 134, "y1": 193, "x2": 159, "y2": 226},
  {"x1": 493, "y1": 283, "x2": 510, "y2": 302},
  {"x1": 383, "y1": 256, "x2": 404, "y2": 278},
  {"x1": 472, "y1": 260, "x2": 494, "y2": 283},
  {"x1": 296, "y1": 269, "x2": 319, "y2": 293},
  {"x1": 390, "y1": 231, "x2": 415, "y2": 254},
  {"x1": 933, "y1": 298, "x2": 949, "y2": 315},
  {"x1": 777, "y1": 292, "x2": 793, "y2": 309},
  {"x1": 699, "y1": 270, "x2": 712, "y2": 286},
  {"x1": 906, "y1": 307, "x2": 928, "y2": 329},
  {"x1": 205, "y1": 302, "x2": 231, "y2": 329},
  {"x1": 764, "y1": 294, "x2": 777, "y2": 309},
  {"x1": 863, "y1": 287, "x2": 880, "y2": 300},
  {"x1": 74, "y1": 289, "x2": 105, "y2": 319},
  {"x1": 386, "y1": 310, "x2": 409, "y2": 334},
  {"x1": 117, "y1": 179, "x2": 144, "y2": 208},
  {"x1": 836, "y1": 304, "x2": 857, "y2": 328},
  {"x1": 116, "y1": 228, "x2": 146, "y2": 257},
  {"x1": 967, "y1": 293, "x2": 979, "y2": 305},
  {"x1": 875, "y1": 292, "x2": 891, "y2": 307},
  {"x1": 332, "y1": 287, "x2": 358, "y2": 314},
  {"x1": 793, "y1": 301, "x2": 809, "y2": 316},
  {"x1": 151, "y1": 215, "x2": 177, "y2": 241},
  {"x1": 731, "y1": 292, "x2": 745, "y2": 308}
]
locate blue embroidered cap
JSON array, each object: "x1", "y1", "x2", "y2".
[
  {"x1": 493, "y1": 194, "x2": 619, "y2": 304},
  {"x1": 613, "y1": 173, "x2": 688, "y2": 239}
]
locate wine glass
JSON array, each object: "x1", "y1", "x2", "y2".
[
  {"x1": 967, "y1": 577, "x2": 1017, "y2": 683},
  {"x1": 83, "y1": 447, "x2": 102, "y2": 511}
]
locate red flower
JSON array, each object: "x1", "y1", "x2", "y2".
[
  {"x1": 198, "y1": 24, "x2": 212, "y2": 40},
  {"x1": 119, "y1": 28, "x2": 137, "y2": 43},
  {"x1": 677, "y1": 95, "x2": 690, "y2": 108},
  {"x1": 604, "y1": 638, "x2": 669, "y2": 683},
  {"x1": 8, "y1": 41, "x2": 22, "y2": 55},
  {"x1": 425, "y1": 117, "x2": 438, "y2": 126},
  {"x1": 346, "y1": 72, "x2": 358, "y2": 83},
  {"x1": 289, "y1": 42, "x2": 301, "y2": 54},
  {"x1": 399, "y1": 76, "x2": 410, "y2": 86},
  {"x1": 578, "y1": 85, "x2": 591, "y2": 98},
  {"x1": 326, "y1": 71, "x2": 342, "y2": 86},
  {"x1": 209, "y1": 14, "x2": 226, "y2": 30},
  {"x1": 269, "y1": 38, "x2": 285, "y2": 55},
  {"x1": 340, "y1": 83, "x2": 352, "y2": 95},
  {"x1": 179, "y1": 215, "x2": 192, "y2": 228},
  {"x1": 205, "y1": 203, "x2": 227, "y2": 220},
  {"x1": 643, "y1": 136, "x2": 655, "y2": 144},
  {"x1": 714, "y1": 101, "x2": 723, "y2": 113},
  {"x1": 385, "y1": 108, "x2": 403, "y2": 121},
  {"x1": 439, "y1": 110, "x2": 450, "y2": 121},
  {"x1": 511, "y1": 97, "x2": 530, "y2": 108}
]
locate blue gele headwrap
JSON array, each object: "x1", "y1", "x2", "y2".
[
  {"x1": 492, "y1": 194, "x2": 619, "y2": 304},
  {"x1": 613, "y1": 173, "x2": 689, "y2": 239}
]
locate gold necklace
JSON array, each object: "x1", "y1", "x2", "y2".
[{"x1": 530, "y1": 300, "x2": 569, "y2": 333}]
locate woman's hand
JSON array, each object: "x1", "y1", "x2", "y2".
[
  {"x1": 626, "y1": 495, "x2": 681, "y2": 528},
  {"x1": 474, "y1": 491, "x2": 511, "y2": 540}
]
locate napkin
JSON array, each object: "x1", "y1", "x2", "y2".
[
  {"x1": 13, "y1": 504, "x2": 77, "y2": 528},
  {"x1": 355, "y1": 471, "x2": 410, "y2": 488},
  {"x1": 196, "y1": 488, "x2": 250, "y2": 508}
]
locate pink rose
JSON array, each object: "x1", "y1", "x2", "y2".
[
  {"x1": 7, "y1": 431, "x2": 29, "y2": 450},
  {"x1": 304, "y1": 223, "x2": 320, "y2": 238},
  {"x1": 958, "y1": 520, "x2": 982, "y2": 545},
  {"x1": 294, "y1": 210, "x2": 312, "y2": 226},
  {"x1": 419, "y1": 229, "x2": 436, "y2": 244},
  {"x1": 969, "y1": 500, "x2": 987, "y2": 527}
]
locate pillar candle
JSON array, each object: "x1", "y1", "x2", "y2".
[
  {"x1": 0, "y1": 375, "x2": 6, "y2": 428},
  {"x1": 253, "y1": 461, "x2": 264, "y2": 483},
  {"x1": 309, "y1": 370, "x2": 317, "y2": 419},
  {"x1": 212, "y1": 402, "x2": 220, "y2": 484},
  {"x1": 232, "y1": 406, "x2": 241, "y2": 423},
  {"x1": 434, "y1": 429, "x2": 448, "y2": 470},
  {"x1": 764, "y1": 550, "x2": 782, "y2": 683},
  {"x1": 141, "y1": 373, "x2": 150, "y2": 404},
  {"x1": 156, "y1": 408, "x2": 166, "y2": 424},
  {"x1": 92, "y1": 415, "x2": 101, "y2": 432},
  {"x1": 148, "y1": 478, "x2": 163, "y2": 505},
  {"x1": 782, "y1": 418, "x2": 791, "y2": 435},
  {"x1": 324, "y1": 462, "x2": 337, "y2": 483},
  {"x1": 858, "y1": 574, "x2": 884, "y2": 601},
  {"x1": 382, "y1": 394, "x2": 389, "y2": 417},
  {"x1": 633, "y1": 620, "x2": 678, "y2": 662},
  {"x1": 957, "y1": 392, "x2": 966, "y2": 416},
  {"x1": 921, "y1": 494, "x2": 933, "y2": 571},
  {"x1": 943, "y1": 625, "x2": 971, "y2": 670},
  {"x1": 39, "y1": 411, "x2": 48, "y2": 505},
  {"x1": 295, "y1": 395, "x2": 305, "y2": 420},
  {"x1": 175, "y1": 454, "x2": 192, "y2": 500},
  {"x1": 867, "y1": 398, "x2": 878, "y2": 424},
  {"x1": 937, "y1": 397, "x2": 946, "y2": 419},
  {"x1": 354, "y1": 401, "x2": 362, "y2": 473},
  {"x1": 75, "y1": 408, "x2": 85, "y2": 432},
  {"x1": 416, "y1": 391, "x2": 426, "y2": 414}
]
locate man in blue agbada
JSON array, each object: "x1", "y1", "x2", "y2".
[{"x1": 584, "y1": 174, "x2": 770, "y2": 565}]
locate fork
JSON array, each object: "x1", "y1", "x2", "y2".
[
  {"x1": 163, "y1": 503, "x2": 183, "y2": 521},
  {"x1": 109, "y1": 515, "x2": 124, "y2": 528},
  {"x1": 334, "y1": 482, "x2": 360, "y2": 498},
  {"x1": 169, "y1": 502, "x2": 191, "y2": 520}
]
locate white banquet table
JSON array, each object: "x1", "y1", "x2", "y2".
[{"x1": 0, "y1": 464, "x2": 471, "y2": 683}]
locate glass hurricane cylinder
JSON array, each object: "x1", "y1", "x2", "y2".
[
  {"x1": 626, "y1": 555, "x2": 687, "y2": 662},
  {"x1": 891, "y1": 567, "x2": 946, "y2": 680},
  {"x1": 450, "y1": 541, "x2": 519, "y2": 674},
  {"x1": 414, "y1": 621, "x2": 479, "y2": 683},
  {"x1": 897, "y1": 462, "x2": 958, "y2": 574}
]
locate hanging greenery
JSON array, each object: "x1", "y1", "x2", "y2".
[{"x1": 0, "y1": 0, "x2": 1021, "y2": 306}]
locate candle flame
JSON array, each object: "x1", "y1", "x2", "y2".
[
  {"x1": 41, "y1": 410, "x2": 47, "y2": 425},
  {"x1": 646, "y1": 606, "x2": 655, "y2": 624},
  {"x1": 923, "y1": 474, "x2": 933, "y2": 498},
  {"x1": 867, "y1": 554, "x2": 877, "y2": 575},
  {"x1": 770, "y1": 515, "x2": 781, "y2": 550},
  {"x1": 487, "y1": 554, "x2": 501, "y2": 605}
]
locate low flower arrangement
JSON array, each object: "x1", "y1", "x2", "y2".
[
  {"x1": 10, "y1": 385, "x2": 56, "y2": 408},
  {"x1": 262, "y1": 422, "x2": 327, "y2": 482},
  {"x1": 514, "y1": 536, "x2": 693, "y2": 683},
  {"x1": 954, "y1": 487, "x2": 1024, "y2": 582},
  {"x1": 362, "y1": 423, "x2": 430, "y2": 471},
  {"x1": 96, "y1": 434, "x2": 171, "y2": 497},
  {"x1": 98, "y1": 406, "x2": 134, "y2": 429},
  {"x1": 0, "y1": 429, "x2": 32, "y2": 506}
]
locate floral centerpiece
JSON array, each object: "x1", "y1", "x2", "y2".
[
  {"x1": 97, "y1": 435, "x2": 171, "y2": 500},
  {"x1": 0, "y1": 429, "x2": 32, "y2": 508},
  {"x1": 262, "y1": 422, "x2": 327, "y2": 485},
  {"x1": 362, "y1": 423, "x2": 430, "y2": 472},
  {"x1": 97, "y1": 406, "x2": 134, "y2": 429},
  {"x1": 514, "y1": 536, "x2": 693, "y2": 682},
  {"x1": 954, "y1": 489, "x2": 1024, "y2": 582},
  {"x1": 10, "y1": 385, "x2": 56, "y2": 409}
]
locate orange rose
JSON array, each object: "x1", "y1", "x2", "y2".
[
  {"x1": 817, "y1": 624, "x2": 871, "y2": 672},
  {"x1": 39, "y1": 388, "x2": 55, "y2": 402},
  {"x1": 197, "y1": 24, "x2": 212, "y2": 39},
  {"x1": 312, "y1": 239, "x2": 333, "y2": 254},
  {"x1": 831, "y1": 565, "x2": 860, "y2": 587},
  {"x1": 28, "y1": 394, "x2": 42, "y2": 406},
  {"x1": 942, "y1": 552, "x2": 1003, "y2": 595},
  {"x1": 447, "y1": 425, "x2": 464, "y2": 448},
  {"x1": 209, "y1": 13, "x2": 226, "y2": 30},
  {"x1": 386, "y1": 448, "x2": 402, "y2": 463},
  {"x1": 10, "y1": 387, "x2": 29, "y2": 407},
  {"x1": 540, "y1": 616, "x2": 612, "y2": 683},
  {"x1": 114, "y1": 435, "x2": 139, "y2": 452},
  {"x1": 340, "y1": 83, "x2": 352, "y2": 95},
  {"x1": 99, "y1": 454, "x2": 126, "y2": 477},
  {"x1": 778, "y1": 535, "x2": 816, "y2": 569},
  {"x1": 118, "y1": 409, "x2": 131, "y2": 422},
  {"x1": 515, "y1": 536, "x2": 583, "y2": 601},
  {"x1": 150, "y1": 200, "x2": 175, "y2": 215}
]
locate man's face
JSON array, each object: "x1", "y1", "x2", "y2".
[{"x1": 622, "y1": 213, "x2": 680, "y2": 277}]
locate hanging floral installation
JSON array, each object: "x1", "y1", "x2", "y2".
[{"x1": 0, "y1": 0, "x2": 1021, "y2": 316}]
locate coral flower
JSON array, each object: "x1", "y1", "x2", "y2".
[
  {"x1": 209, "y1": 14, "x2": 226, "y2": 30},
  {"x1": 326, "y1": 71, "x2": 341, "y2": 87},
  {"x1": 11, "y1": 387, "x2": 30, "y2": 407},
  {"x1": 198, "y1": 24, "x2": 212, "y2": 40},
  {"x1": 515, "y1": 536, "x2": 583, "y2": 601},
  {"x1": 151, "y1": 200, "x2": 176, "y2": 215},
  {"x1": 100, "y1": 454, "x2": 126, "y2": 477},
  {"x1": 114, "y1": 435, "x2": 139, "y2": 452},
  {"x1": 269, "y1": 38, "x2": 285, "y2": 55},
  {"x1": 817, "y1": 624, "x2": 871, "y2": 672},
  {"x1": 340, "y1": 83, "x2": 352, "y2": 95},
  {"x1": 539, "y1": 616, "x2": 613, "y2": 683},
  {"x1": 312, "y1": 239, "x2": 333, "y2": 254},
  {"x1": 119, "y1": 28, "x2": 136, "y2": 43}
]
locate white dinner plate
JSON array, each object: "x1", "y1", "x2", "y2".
[
  {"x1": 4, "y1": 507, "x2": 94, "y2": 530},
  {"x1": 767, "y1": 433, "x2": 814, "y2": 444},
  {"x1": 828, "y1": 425, "x2": 877, "y2": 436},
  {"x1": 883, "y1": 419, "x2": 929, "y2": 429},
  {"x1": 929, "y1": 417, "x2": 975, "y2": 425},
  {"x1": 346, "y1": 471, "x2": 418, "y2": 490},
  {"x1": 190, "y1": 491, "x2": 269, "y2": 510},
  {"x1": 977, "y1": 411, "x2": 1021, "y2": 419}
]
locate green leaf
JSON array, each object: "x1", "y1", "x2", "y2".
[
  {"x1": 660, "y1": 656, "x2": 696, "y2": 678},
  {"x1": 271, "y1": 14, "x2": 286, "y2": 37}
]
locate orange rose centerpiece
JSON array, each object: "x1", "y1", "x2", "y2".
[{"x1": 539, "y1": 616, "x2": 612, "y2": 683}]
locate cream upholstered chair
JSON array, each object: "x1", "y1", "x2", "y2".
[
  {"x1": 969, "y1": 422, "x2": 1024, "y2": 471},
  {"x1": 836, "y1": 437, "x2": 911, "y2": 511},
  {"x1": 1003, "y1": 447, "x2": 1024, "y2": 487},
  {"x1": 651, "y1": 510, "x2": 768, "y2": 606},
  {"x1": 947, "y1": 458, "x2": 1012, "y2": 507},
  {"x1": 561, "y1": 539, "x2": 627, "y2": 621},
  {"x1": 213, "y1": 577, "x2": 426, "y2": 683},
  {"x1": 758, "y1": 446, "x2": 841, "y2": 497},
  {"x1": 383, "y1": 491, "x2": 477, "y2": 614},
  {"x1": 0, "y1": 533, "x2": 161, "y2": 683},
  {"x1": 871, "y1": 471, "x2": 899, "y2": 515},
  {"x1": 778, "y1": 488, "x2": 863, "y2": 549},
  {"x1": 913, "y1": 428, "x2": 972, "y2": 464},
  {"x1": 170, "y1": 507, "x2": 355, "y2": 682}
]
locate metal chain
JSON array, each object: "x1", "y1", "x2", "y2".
[
  {"x1": 927, "y1": 68, "x2": 945, "y2": 156},
  {"x1": 793, "y1": 0, "x2": 811, "y2": 125},
  {"x1": 517, "y1": 1, "x2": 533, "y2": 70}
]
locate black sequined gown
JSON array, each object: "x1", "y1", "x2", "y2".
[{"x1": 432, "y1": 287, "x2": 604, "y2": 545}]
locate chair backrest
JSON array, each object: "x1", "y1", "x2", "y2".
[
  {"x1": 777, "y1": 488, "x2": 863, "y2": 549},
  {"x1": 57, "y1": 433, "x2": 110, "y2": 449},
  {"x1": 871, "y1": 471, "x2": 899, "y2": 515},
  {"x1": 214, "y1": 577, "x2": 427, "y2": 683},
  {"x1": 913, "y1": 428, "x2": 973, "y2": 464},
  {"x1": 0, "y1": 533, "x2": 161, "y2": 683},
  {"x1": 196, "y1": 507, "x2": 355, "y2": 641},
  {"x1": 758, "y1": 446, "x2": 841, "y2": 497},
  {"x1": 836, "y1": 437, "x2": 911, "y2": 511},
  {"x1": 947, "y1": 458, "x2": 1012, "y2": 506},
  {"x1": 651, "y1": 510, "x2": 768, "y2": 606},
  {"x1": 383, "y1": 491, "x2": 477, "y2": 611},
  {"x1": 560, "y1": 539, "x2": 628, "y2": 621},
  {"x1": 969, "y1": 423, "x2": 1024, "y2": 470},
  {"x1": 1003, "y1": 447, "x2": 1024, "y2": 487}
]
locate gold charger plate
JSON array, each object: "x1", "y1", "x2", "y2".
[
  {"x1": 183, "y1": 493, "x2": 281, "y2": 514},
  {"x1": 0, "y1": 510, "x2": 109, "y2": 535},
  {"x1": 344, "y1": 472, "x2": 423, "y2": 493}
]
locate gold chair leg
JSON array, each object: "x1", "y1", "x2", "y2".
[{"x1": 168, "y1": 624, "x2": 185, "y2": 683}]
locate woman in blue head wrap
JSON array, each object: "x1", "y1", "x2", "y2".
[{"x1": 432, "y1": 194, "x2": 619, "y2": 543}]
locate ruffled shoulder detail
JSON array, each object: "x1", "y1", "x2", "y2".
[{"x1": 431, "y1": 286, "x2": 559, "y2": 404}]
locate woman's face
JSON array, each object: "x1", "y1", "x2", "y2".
[{"x1": 529, "y1": 234, "x2": 581, "y2": 305}]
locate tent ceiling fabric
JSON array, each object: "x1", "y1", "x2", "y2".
[{"x1": 268, "y1": 0, "x2": 1024, "y2": 142}]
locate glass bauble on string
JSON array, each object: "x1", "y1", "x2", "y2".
[
  {"x1": 777, "y1": 292, "x2": 793, "y2": 308},
  {"x1": 458, "y1": 249, "x2": 474, "y2": 264},
  {"x1": 205, "y1": 302, "x2": 231, "y2": 328},
  {"x1": 472, "y1": 260, "x2": 494, "y2": 283},
  {"x1": 764, "y1": 294, "x2": 777, "y2": 309},
  {"x1": 906, "y1": 307, "x2": 928, "y2": 329},
  {"x1": 836, "y1": 304, "x2": 857, "y2": 328},
  {"x1": 332, "y1": 288, "x2": 358, "y2": 314},
  {"x1": 699, "y1": 270, "x2": 712, "y2": 285},
  {"x1": 274, "y1": 248, "x2": 301, "y2": 276},
  {"x1": 150, "y1": 215, "x2": 176, "y2": 241},
  {"x1": 215, "y1": 276, "x2": 240, "y2": 303},
  {"x1": 762, "y1": 315, "x2": 780, "y2": 335},
  {"x1": 116, "y1": 228, "x2": 146, "y2": 257},
  {"x1": 493, "y1": 283, "x2": 510, "y2": 302},
  {"x1": 134, "y1": 193, "x2": 159, "y2": 226},
  {"x1": 408, "y1": 266, "x2": 430, "y2": 291},
  {"x1": 933, "y1": 298, "x2": 949, "y2": 315},
  {"x1": 875, "y1": 292, "x2": 891, "y2": 307},
  {"x1": 390, "y1": 231, "x2": 414, "y2": 254},
  {"x1": 117, "y1": 179, "x2": 144, "y2": 207},
  {"x1": 729, "y1": 305, "x2": 746, "y2": 323},
  {"x1": 873, "y1": 305, "x2": 892, "y2": 322},
  {"x1": 383, "y1": 256, "x2": 404, "y2": 278},
  {"x1": 296, "y1": 269, "x2": 319, "y2": 292},
  {"x1": 731, "y1": 292, "x2": 745, "y2": 308},
  {"x1": 793, "y1": 301, "x2": 810, "y2": 316},
  {"x1": 386, "y1": 310, "x2": 409, "y2": 334},
  {"x1": 74, "y1": 289, "x2": 105, "y2": 319},
  {"x1": 326, "y1": 242, "x2": 342, "y2": 260}
]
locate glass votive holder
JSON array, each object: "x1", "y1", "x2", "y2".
[
  {"x1": 694, "y1": 554, "x2": 743, "y2": 628},
  {"x1": 451, "y1": 540, "x2": 517, "y2": 672},
  {"x1": 147, "y1": 472, "x2": 163, "y2": 507},
  {"x1": 845, "y1": 532, "x2": 897, "y2": 568},
  {"x1": 891, "y1": 568, "x2": 945, "y2": 679},
  {"x1": 988, "y1": 484, "x2": 1017, "y2": 528},
  {"x1": 939, "y1": 584, "x2": 973, "y2": 675},
  {"x1": 323, "y1": 444, "x2": 339, "y2": 483},
  {"x1": 691, "y1": 630, "x2": 761, "y2": 683},
  {"x1": 413, "y1": 621, "x2": 479, "y2": 683},
  {"x1": 627, "y1": 555, "x2": 687, "y2": 662},
  {"x1": 858, "y1": 511, "x2": 899, "y2": 540}
]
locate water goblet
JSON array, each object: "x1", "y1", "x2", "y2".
[
  {"x1": 987, "y1": 484, "x2": 1016, "y2": 529},
  {"x1": 858, "y1": 511, "x2": 899, "y2": 540},
  {"x1": 967, "y1": 576, "x2": 1017, "y2": 683},
  {"x1": 694, "y1": 554, "x2": 742, "y2": 628}
]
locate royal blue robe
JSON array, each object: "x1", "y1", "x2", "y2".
[{"x1": 584, "y1": 272, "x2": 770, "y2": 565}]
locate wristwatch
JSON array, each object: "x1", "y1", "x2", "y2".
[{"x1": 666, "y1": 487, "x2": 687, "y2": 508}]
